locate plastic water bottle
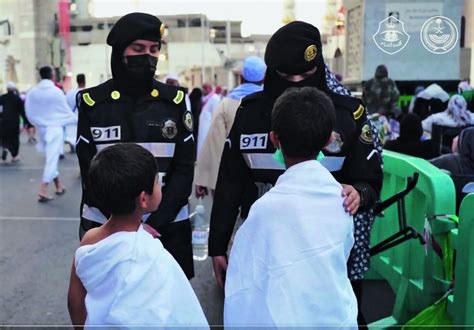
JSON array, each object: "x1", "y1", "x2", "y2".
[{"x1": 190, "y1": 199, "x2": 208, "y2": 261}]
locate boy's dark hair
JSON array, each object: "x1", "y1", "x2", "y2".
[
  {"x1": 76, "y1": 73, "x2": 86, "y2": 85},
  {"x1": 272, "y1": 87, "x2": 336, "y2": 158},
  {"x1": 88, "y1": 143, "x2": 158, "y2": 215},
  {"x1": 39, "y1": 66, "x2": 53, "y2": 80}
]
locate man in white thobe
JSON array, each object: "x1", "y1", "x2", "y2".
[
  {"x1": 25, "y1": 66, "x2": 77, "y2": 201},
  {"x1": 197, "y1": 83, "x2": 221, "y2": 157}
]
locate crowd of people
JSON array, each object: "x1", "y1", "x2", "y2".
[
  {"x1": 361, "y1": 64, "x2": 474, "y2": 209},
  {"x1": 0, "y1": 11, "x2": 473, "y2": 328}
]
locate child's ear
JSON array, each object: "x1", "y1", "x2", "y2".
[
  {"x1": 137, "y1": 191, "x2": 148, "y2": 209},
  {"x1": 269, "y1": 131, "x2": 280, "y2": 149}
]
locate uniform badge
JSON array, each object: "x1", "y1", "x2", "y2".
[
  {"x1": 304, "y1": 44, "x2": 317, "y2": 62},
  {"x1": 160, "y1": 23, "x2": 166, "y2": 37},
  {"x1": 360, "y1": 123, "x2": 374, "y2": 144},
  {"x1": 324, "y1": 131, "x2": 344, "y2": 153},
  {"x1": 111, "y1": 90, "x2": 120, "y2": 100},
  {"x1": 161, "y1": 119, "x2": 177, "y2": 139},
  {"x1": 151, "y1": 88, "x2": 159, "y2": 97},
  {"x1": 183, "y1": 111, "x2": 194, "y2": 132},
  {"x1": 82, "y1": 93, "x2": 95, "y2": 106},
  {"x1": 173, "y1": 90, "x2": 184, "y2": 104},
  {"x1": 353, "y1": 104, "x2": 365, "y2": 120}
]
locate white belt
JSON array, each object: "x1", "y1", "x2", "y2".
[
  {"x1": 83, "y1": 203, "x2": 189, "y2": 225},
  {"x1": 242, "y1": 153, "x2": 285, "y2": 170},
  {"x1": 96, "y1": 142, "x2": 176, "y2": 158},
  {"x1": 242, "y1": 152, "x2": 346, "y2": 172},
  {"x1": 319, "y1": 156, "x2": 346, "y2": 172},
  {"x1": 142, "y1": 204, "x2": 189, "y2": 223},
  {"x1": 82, "y1": 204, "x2": 108, "y2": 224}
]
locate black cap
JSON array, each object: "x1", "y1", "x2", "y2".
[
  {"x1": 264, "y1": 21, "x2": 323, "y2": 75},
  {"x1": 107, "y1": 12, "x2": 164, "y2": 47}
]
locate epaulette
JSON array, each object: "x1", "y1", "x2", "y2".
[
  {"x1": 150, "y1": 80, "x2": 186, "y2": 105},
  {"x1": 78, "y1": 79, "x2": 115, "y2": 108},
  {"x1": 328, "y1": 92, "x2": 366, "y2": 121}
]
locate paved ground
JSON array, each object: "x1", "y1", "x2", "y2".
[{"x1": 0, "y1": 134, "x2": 393, "y2": 327}]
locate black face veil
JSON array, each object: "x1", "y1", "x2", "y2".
[{"x1": 106, "y1": 12, "x2": 163, "y2": 96}]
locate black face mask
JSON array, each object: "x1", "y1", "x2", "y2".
[
  {"x1": 123, "y1": 54, "x2": 158, "y2": 82},
  {"x1": 263, "y1": 68, "x2": 327, "y2": 100}
]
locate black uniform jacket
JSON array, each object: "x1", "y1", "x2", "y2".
[
  {"x1": 76, "y1": 79, "x2": 195, "y2": 230},
  {"x1": 209, "y1": 90, "x2": 383, "y2": 256}
]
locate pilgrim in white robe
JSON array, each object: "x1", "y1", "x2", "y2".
[
  {"x1": 25, "y1": 79, "x2": 77, "y2": 183},
  {"x1": 224, "y1": 160, "x2": 357, "y2": 328},
  {"x1": 197, "y1": 92, "x2": 221, "y2": 157},
  {"x1": 75, "y1": 225, "x2": 209, "y2": 328}
]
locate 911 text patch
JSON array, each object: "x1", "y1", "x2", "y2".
[
  {"x1": 240, "y1": 134, "x2": 268, "y2": 150},
  {"x1": 90, "y1": 126, "x2": 121, "y2": 142}
]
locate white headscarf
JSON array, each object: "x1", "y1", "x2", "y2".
[{"x1": 447, "y1": 94, "x2": 471, "y2": 126}]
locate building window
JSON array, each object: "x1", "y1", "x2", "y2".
[{"x1": 190, "y1": 18, "x2": 202, "y2": 27}]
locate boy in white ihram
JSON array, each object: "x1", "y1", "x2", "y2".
[
  {"x1": 225, "y1": 87, "x2": 357, "y2": 327},
  {"x1": 67, "y1": 143, "x2": 208, "y2": 328}
]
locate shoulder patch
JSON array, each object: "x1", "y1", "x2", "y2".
[
  {"x1": 360, "y1": 123, "x2": 374, "y2": 144},
  {"x1": 183, "y1": 111, "x2": 194, "y2": 132},
  {"x1": 353, "y1": 104, "x2": 365, "y2": 120},
  {"x1": 173, "y1": 90, "x2": 184, "y2": 104},
  {"x1": 82, "y1": 93, "x2": 95, "y2": 107}
]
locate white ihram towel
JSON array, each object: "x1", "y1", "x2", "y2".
[{"x1": 75, "y1": 225, "x2": 209, "y2": 329}]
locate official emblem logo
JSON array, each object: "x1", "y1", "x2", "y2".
[
  {"x1": 324, "y1": 131, "x2": 344, "y2": 153},
  {"x1": 162, "y1": 119, "x2": 177, "y2": 139},
  {"x1": 420, "y1": 16, "x2": 458, "y2": 54},
  {"x1": 360, "y1": 124, "x2": 373, "y2": 144},
  {"x1": 372, "y1": 16, "x2": 410, "y2": 55},
  {"x1": 183, "y1": 111, "x2": 194, "y2": 132},
  {"x1": 304, "y1": 45, "x2": 317, "y2": 62}
]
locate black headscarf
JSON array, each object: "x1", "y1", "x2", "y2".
[
  {"x1": 263, "y1": 21, "x2": 328, "y2": 99},
  {"x1": 107, "y1": 13, "x2": 164, "y2": 98}
]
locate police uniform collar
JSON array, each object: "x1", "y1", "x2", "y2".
[
  {"x1": 147, "y1": 80, "x2": 186, "y2": 104},
  {"x1": 80, "y1": 79, "x2": 187, "y2": 105},
  {"x1": 79, "y1": 79, "x2": 116, "y2": 105}
]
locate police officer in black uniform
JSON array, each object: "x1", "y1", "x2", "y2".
[
  {"x1": 209, "y1": 21, "x2": 383, "y2": 322},
  {"x1": 76, "y1": 13, "x2": 196, "y2": 279}
]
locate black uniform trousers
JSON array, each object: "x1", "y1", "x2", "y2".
[{"x1": 158, "y1": 219, "x2": 194, "y2": 279}]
